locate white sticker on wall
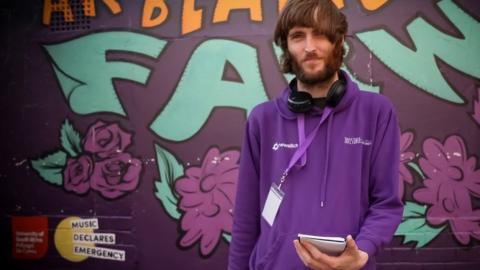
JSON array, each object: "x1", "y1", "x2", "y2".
[
  {"x1": 72, "y1": 233, "x2": 116, "y2": 245},
  {"x1": 73, "y1": 245, "x2": 126, "y2": 261}
]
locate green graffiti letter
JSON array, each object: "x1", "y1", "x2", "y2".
[
  {"x1": 150, "y1": 39, "x2": 268, "y2": 141},
  {"x1": 356, "y1": 0, "x2": 480, "y2": 104},
  {"x1": 44, "y1": 31, "x2": 167, "y2": 115}
]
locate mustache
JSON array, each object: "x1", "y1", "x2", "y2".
[{"x1": 303, "y1": 54, "x2": 323, "y2": 62}]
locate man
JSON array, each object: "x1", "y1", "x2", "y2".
[{"x1": 228, "y1": 0, "x2": 403, "y2": 269}]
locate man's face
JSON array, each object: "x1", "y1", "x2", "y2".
[{"x1": 287, "y1": 26, "x2": 339, "y2": 85}]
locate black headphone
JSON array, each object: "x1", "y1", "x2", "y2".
[{"x1": 287, "y1": 72, "x2": 347, "y2": 113}]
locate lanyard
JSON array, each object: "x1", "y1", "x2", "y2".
[{"x1": 277, "y1": 107, "x2": 333, "y2": 190}]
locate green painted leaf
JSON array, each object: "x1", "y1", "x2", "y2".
[
  {"x1": 60, "y1": 119, "x2": 82, "y2": 157},
  {"x1": 31, "y1": 151, "x2": 67, "y2": 186},
  {"x1": 395, "y1": 201, "x2": 445, "y2": 248},
  {"x1": 222, "y1": 233, "x2": 232, "y2": 243},
  {"x1": 407, "y1": 161, "x2": 426, "y2": 180},
  {"x1": 154, "y1": 144, "x2": 184, "y2": 220}
]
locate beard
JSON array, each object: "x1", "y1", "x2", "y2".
[{"x1": 290, "y1": 45, "x2": 342, "y2": 86}]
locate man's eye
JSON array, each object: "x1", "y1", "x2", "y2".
[
  {"x1": 290, "y1": 33, "x2": 303, "y2": 39},
  {"x1": 313, "y1": 32, "x2": 327, "y2": 39}
]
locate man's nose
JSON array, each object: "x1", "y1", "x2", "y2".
[{"x1": 304, "y1": 35, "x2": 316, "y2": 53}]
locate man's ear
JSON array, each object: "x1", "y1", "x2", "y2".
[{"x1": 334, "y1": 36, "x2": 345, "y2": 47}]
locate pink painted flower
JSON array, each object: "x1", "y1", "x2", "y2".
[
  {"x1": 91, "y1": 153, "x2": 142, "y2": 199},
  {"x1": 83, "y1": 121, "x2": 132, "y2": 159},
  {"x1": 63, "y1": 154, "x2": 94, "y2": 194},
  {"x1": 399, "y1": 131, "x2": 415, "y2": 199},
  {"x1": 413, "y1": 135, "x2": 480, "y2": 244},
  {"x1": 175, "y1": 147, "x2": 239, "y2": 256}
]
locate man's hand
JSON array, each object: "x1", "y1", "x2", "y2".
[{"x1": 293, "y1": 235, "x2": 369, "y2": 270}]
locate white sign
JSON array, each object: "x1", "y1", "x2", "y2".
[
  {"x1": 71, "y1": 218, "x2": 99, "y2": 230},
  {"x1": 72, "y1": 233, "x2": 116, "y2": 245},
  {"x1": 73, "y1": 245, "x2": 125, "y2": 261}
]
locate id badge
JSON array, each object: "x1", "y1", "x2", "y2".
[{"x1": 261, "y1": 183, "x2": 285, "y2": 226}]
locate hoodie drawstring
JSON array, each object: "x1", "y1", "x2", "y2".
[{"x1": 320, "y1": 113, "x2": 333, "y2": 207}]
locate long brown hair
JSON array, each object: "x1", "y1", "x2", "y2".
[{"x1": 274, "y1": 0, "x2": 348, "y2": 74}]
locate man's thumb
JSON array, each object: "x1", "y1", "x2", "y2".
[{"x1": 345, "y1": 235, "x2": 358, "y2": 251}]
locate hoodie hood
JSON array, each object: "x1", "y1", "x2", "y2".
[
  {"x1": 275, "y1": 70, "x2": 359, "y2": 119},
  {"x1": 274, "y1": 70, "x2": 360, "y2": 207}
]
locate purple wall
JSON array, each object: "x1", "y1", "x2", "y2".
[{"x1": 1, "y1": 0, "x2": 479, "y2": 269}]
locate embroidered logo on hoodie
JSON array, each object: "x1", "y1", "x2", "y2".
[
  {"x1": 272, "y1": 142, "x2": 298, "y2": 151},
  {"x1": 344, "y1": 137, "x2": 372, "y2": 146}
]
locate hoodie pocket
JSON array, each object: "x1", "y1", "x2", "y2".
[
  {"x1": 254, "y1": 233, "x2": 286, "y2": 270},
  {"x1": 255, "y1": 233, "x2": 305, "y2": 270}
]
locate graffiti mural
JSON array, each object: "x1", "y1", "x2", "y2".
[
  {"x1": 1, "y1": 0, "x2": 479, "y2": 269},
  {"x1": 31, "y1": 119, "x2": 142, "y2": 199},
  {"x1": 155, "y1": 146, "x2": 240, "y2": 256}
]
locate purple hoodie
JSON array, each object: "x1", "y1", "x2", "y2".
[{"x1": 228, "y1": 71, "x2": 403, "y2": 270}]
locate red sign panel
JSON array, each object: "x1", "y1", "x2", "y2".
[{"x1": 12, "y1": 216, "x2": 49, "y2": 259}]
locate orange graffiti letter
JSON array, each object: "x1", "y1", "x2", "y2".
[
  {"x1": 102, "y1": 0, "x2": 122, "y2": 14},
  {"x1": 278, "y1": 0, "x2": 287, "y2": 13},
  {"x1": 142, "y1": 0, "x2": 169, "y2": 28},
  {"x1": 279, "y1": 0, "x2": 344, "y2": 13},
  {"x1": 182, "y1": 0, "x2": 203, "y2": 35},
  {"x1": 82, "y1": 0, "x2": 96, "y2": 17},
  {"x1": 360, "y1": 0, "x2": 388, "y2": 11},
  {"x1": 42, "y1": 0, "x2": 74, "y2": 25},
  {"x1": 213, "y1": 0, "x2": 262, "y2": 23},
  {"x1": 331, "y1": 0, "x2": 345, "y2": 9}
]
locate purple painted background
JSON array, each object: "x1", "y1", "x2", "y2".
[{"x1": 1, "y1": 0, "x2": 479, "y2": 269}]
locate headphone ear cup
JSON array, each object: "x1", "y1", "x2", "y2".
[
  {"x1": 288, "y1": 91, "x2": 314, "y2": 113},
  {"x1": 326, "y1": 77, "x2": 346, "y2": 107}
]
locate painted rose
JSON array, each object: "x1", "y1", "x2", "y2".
[
  {"x1": 91, "y1": 153, "x2": 142, "y2": 199},
  {"x1": 175, "y1": 147, "x2": 239, "y2": 255},
  {"x1": 399, "y1": 131, "x2": 415, "y2": 199},
  {"x1": 413, "y1": 135, "x2": 480, "y2": 244},
  {"x1": 63, "y1": 154, "x2": 94, "y2": 194},
  {"x1": 83, "y1": 121, "x2": 132, "y2": 158}
]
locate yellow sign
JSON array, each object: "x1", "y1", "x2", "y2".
[{"x1": 54, "y1": 217, "x2": 94, "y2": 262}]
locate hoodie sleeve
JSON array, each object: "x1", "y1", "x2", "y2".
[
  {"x1": 356, "y1": 102, "x2": 403, "y2": 258},
  {"x1": 228, "y1": 116, "x2": 261, "y2": 270}
]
